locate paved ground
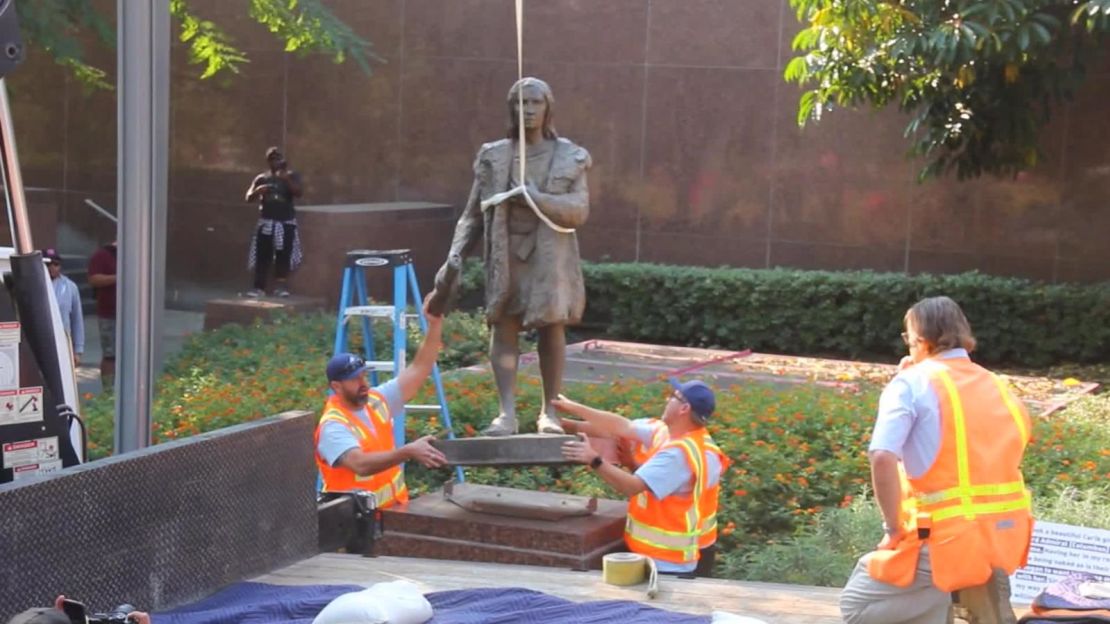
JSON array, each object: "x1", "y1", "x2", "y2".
[{"x1": 75, "y1": 309, "x2": 206, "y2": 395}]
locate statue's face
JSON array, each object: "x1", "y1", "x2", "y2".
[{"x1": 513, "y1": 83, "x2": 548, "y2": 131}]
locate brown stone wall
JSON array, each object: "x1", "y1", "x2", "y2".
[{"x1": 5, "y1": 0, "x2": 1108, "y2": 309}]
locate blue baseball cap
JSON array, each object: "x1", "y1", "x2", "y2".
[
  {"x1": 326, "y1": 352, "x2": 368, "y2": 382},
  {"x1": 669, "y1": 378, "x2": 716, "y2": 422}
]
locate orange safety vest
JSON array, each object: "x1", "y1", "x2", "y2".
[
  {"x1": 699, "y1": 436, "x2": 730, "y2": 548},
  {"x1": 626, "y1": 429, "x2": 726, "y2": 565},
  {"x1": 629, "y1": 420, "x2": 730, "y2": 549},
  {"x1": 631, "y1": 418, "x2": 670, "y2": 466},
  {"x1": 869, "y1": 356, "x2": 1033, "y2": 592},
  {"x1": 314, "y1": 392, "x2": 409, "y2": 508}
]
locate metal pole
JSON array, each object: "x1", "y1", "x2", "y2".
[
  {"x1": 115, "y1": 0, "x2": 169, "y2": 453},
  {"x1": 0, "y1": 80, "x2": 32, "y2": 253}
]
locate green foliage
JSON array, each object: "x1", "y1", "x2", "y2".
[
  {"x1": 719, "y1": 495, "x2": 878, "y2": 587},
  {"x1": 719, "y1": 393, "x2": 1110, "y2": 586},
  {"x1": 576, "y1": 263, "x2": 1110, "y2": 368},
  {"x1": 80, "y1": 314, "x2": 1109, "y2": 583},
  {"x1": 725, "y1": 484, "x2": 1110, "y2": 587},
  {"x1": 17, "y1": 0, "x2": 114, "y2": 90},
  {"x1": 785, "y1": 0, "x2": 1110, "y2": 180},
  {"x1": 80, "y1": 309, "x2": 509, "y2": 457},
  {"x1": 17, "y1": 0, "x2": 380, "y2": 88},
  {"x1": 171, "y1": 0, "x2": 249, "y2": 79}
]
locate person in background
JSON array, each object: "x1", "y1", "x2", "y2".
[
  {"x1": 87, "y1": 240, "x2": 117, "y2": 388},
  {"x1": 244, "y1": 146, "x2": 303, "y2": 298},
  {"x1": 42, "y1": 248, "x2": 83, "y2": 366}
]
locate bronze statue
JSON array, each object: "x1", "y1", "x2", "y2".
[{"x1": 429, "y1": 77, "x2": 591, "y2": 436}]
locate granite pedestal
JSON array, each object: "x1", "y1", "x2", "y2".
[{"x1": 376, "y1": 484, "x2": 628, "y2": 571}]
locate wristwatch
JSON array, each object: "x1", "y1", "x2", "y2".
[{"x1": 589, "y1": 455, "x2": 604, "y2": 470}]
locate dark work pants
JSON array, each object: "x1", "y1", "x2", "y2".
[{"x1": 254, "y1": 223, "x2": 295, "y2": 290}]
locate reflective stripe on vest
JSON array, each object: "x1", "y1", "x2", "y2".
[
  {"x1": 915, "y1": 368, "x2": 1031, "y2": 523},
  {"x1": 869, "y1": 357, "x2": 1033, "y2": 591},
  {"x1": 314, "y1": 394, "x2": 408, "y2": 508},
  {"x1": 625, "y1": 435, "x2": 705, "y2": 564}
]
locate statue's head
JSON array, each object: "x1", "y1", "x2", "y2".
[{"x1": 506, "y1": 77, "x2": 557, "y2": 140}]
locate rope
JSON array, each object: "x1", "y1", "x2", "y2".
[{"x1": 478, "y1": 0, "x2": 576, "y2": 234}]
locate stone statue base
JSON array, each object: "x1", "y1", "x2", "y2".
[
  {"x1": 443, "y1": 480, "x2": 596, "y2": 521},
  {"x1": 376, "y1": 484, "x2": 627, "y2": 570}
]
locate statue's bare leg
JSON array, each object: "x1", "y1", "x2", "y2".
[
  {"x1": 482, "y1": 316, "x2": 523, "y2": 436},
  {"x1": 535, "y1": 323, "x2": 566, "y2": 435}
]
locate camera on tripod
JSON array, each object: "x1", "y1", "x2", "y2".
[{"x1": 60, "y1": 599, "x2": 138, "y2": 624}]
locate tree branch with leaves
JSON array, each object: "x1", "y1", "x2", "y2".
[
  {"x1": 18, "y1": 0, "x2": 382, "y2": 89},
  {"x1": 786, "y1": 0, "x2": 1110, "y2": 181}
]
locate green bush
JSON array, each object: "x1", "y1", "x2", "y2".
[
  {"x1": 573, "y1": 264, "x2": 1110, "y2": 367},
  {"x1": 724, "y1": 482, "x2": 1110, "y2": 588},
  {"x1": 454, "y1": 260, "x2": 1110, "y2": 366}
]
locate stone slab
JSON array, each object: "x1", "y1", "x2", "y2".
[
  {"x1": 376, "y1": 485, "x2": 627, "y2": 570},
  {"x1": 203, "y1": 295, "x2": 326, "y2": 330},
  {"x1": 443, "y1": 481, "x2": 596, "y2": 521},
  {"x1": 430, "y1": 434, "x2": 578, "y2": 467}
]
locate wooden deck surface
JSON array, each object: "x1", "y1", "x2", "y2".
[{"x1": 254, "y1": 553, "x2": 844, "y2": 623}]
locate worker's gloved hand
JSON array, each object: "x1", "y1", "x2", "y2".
[{"x1": 405, "y1": 435, "x2": 448, "y2": 468}]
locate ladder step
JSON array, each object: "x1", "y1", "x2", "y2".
[
  {"x1": 343, "y1": 305, "x2": 420, "y2": 324},
  {"x1": 405, "y1": 404, "x2": 443, "y2": 411},
  {"x1": 344, "y1": 305, "x2": 395, "y2": 319}
]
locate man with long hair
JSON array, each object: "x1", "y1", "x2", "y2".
[{"x1": 840, "y1": 296, "x2": 1033, "y2": 624}]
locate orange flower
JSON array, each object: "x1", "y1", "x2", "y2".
[{"x1": 733, "y1": 489, "x2": 748, "y2": 497}]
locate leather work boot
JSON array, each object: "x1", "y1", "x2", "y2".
[
  {"x1": 536, "y1": 412, "x2": 565, "y2": 435},
  {"x1": 952, "y1": 569, "x2": 1018, "y2": 624},
  {"x1": 481, "y1": 414, "x2": 519, "y2": 436}
]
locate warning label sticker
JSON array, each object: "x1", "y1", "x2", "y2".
[
  {"x1": 12, "y1": 460, "x2": 62, "y2": 480},
  {"x1": 0, "y1": 387, "x2": 43, "y2": 426},
  {"x1": 2, "y1": 436, "x2": 59, "y2": 468},
  {"x1": 0, "y1": 321, "x2": 19, "y2": 392},
  {"x1": 0, "y1": 321, "x2": 19, "y2": 345}
]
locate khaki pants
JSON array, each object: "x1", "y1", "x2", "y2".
[{"x1": 840, "y1": 547, "x2": 951, "y2": 624}]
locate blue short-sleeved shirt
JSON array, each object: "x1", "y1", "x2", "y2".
[
  {"x1": 869, "y1": 349, "x2": 970, "y2": 478},
  {"x1": 317, "y1": 379, "x2": 403, "y2": 467},
  {"x1": 630, "y1": 419, "x2": 722, "y2": 573}
]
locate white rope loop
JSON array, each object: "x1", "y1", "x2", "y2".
[{"x1": 478, "y1": 0, "x2": 575, "y2": 235}]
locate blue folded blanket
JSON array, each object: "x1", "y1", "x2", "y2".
[{"x1": 155, "y1": 581, "x2": 711, "y2": 624}]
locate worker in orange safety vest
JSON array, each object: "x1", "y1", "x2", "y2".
[
  {"x1": 314, "y1": 295, "x2": 448, "y2": 507},
  {"x1": 557, "y1": 378, "x2": 728, "y2": 577},
  {"x1": 840, "y1": 296, "x2": 1033, "y2": 624}
]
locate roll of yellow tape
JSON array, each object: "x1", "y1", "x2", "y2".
[{"x1": 602, "y1": 552, "x2": 647, "y2": 586}]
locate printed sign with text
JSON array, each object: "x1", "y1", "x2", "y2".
[{"x1": 1010, "y1": 521, "x2": 1110, "y2": 603}]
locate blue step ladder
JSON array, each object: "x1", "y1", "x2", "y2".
[{"x1": 331, "y1": 248, "x2": 464, "y2": 484}]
